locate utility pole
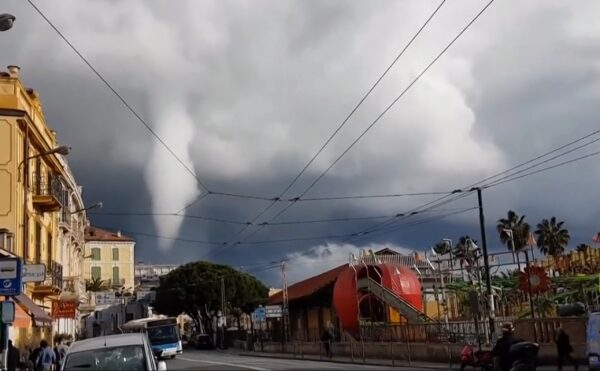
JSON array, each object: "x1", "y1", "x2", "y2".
[
  {"x1": 473, "y1": 187, "x2": 495, "y2": 344},
  {"x1": 281, "y1": 261, "x2": 289, "y2": 344}
]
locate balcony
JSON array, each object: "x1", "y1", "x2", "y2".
[
  {"x1": 32, "y1": 173, "x2": 66, "y2": 213},
  {"x1": 32, "y1": 261, "x2": 63, "y2": 297}
]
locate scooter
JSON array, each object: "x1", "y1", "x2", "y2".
[
  {"x1": 460, "y1": 343, "x2": 494, "y2": 371},
  {"x1": 509, "y1": 341, "x2": 539, "y2": 371}
]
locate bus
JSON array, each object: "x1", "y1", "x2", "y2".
[{"x1": 122, "y1": 318, "x2": 183, "y2": 359}]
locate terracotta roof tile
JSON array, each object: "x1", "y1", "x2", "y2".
[{"x1": 85, "y1": 226, "x2": 134, "y2": 242}]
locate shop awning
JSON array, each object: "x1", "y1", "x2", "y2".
[{"x1": 13, "y1": 294, "x2": 53, "y2": 327}]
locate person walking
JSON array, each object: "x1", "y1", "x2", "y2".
[
  {"x1": 34, "y1": 340, "x2": 55, "y2": 371},
  {"x1": 492, "y1": 322, "x2": 522, "y2": 371},
  {"x1": 555, "y1": 327, "x2": 578, "y2": 371},
  {"x1": 320, "y1": 324, "x2": 333, "y2": 358},
  {"x1": 7, "y1": 340, "x2": 20, "y2": 371}
]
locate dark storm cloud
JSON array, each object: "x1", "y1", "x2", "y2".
[{"x1": 1, "y1": 0, "x2": 599, "y2": 283}]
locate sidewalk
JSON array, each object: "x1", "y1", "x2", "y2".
[{"x1": 237, "y1": 350, "x2": 588, "y2": 370}]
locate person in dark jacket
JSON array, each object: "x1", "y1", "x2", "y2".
[
  {"x1": 492, "y1": 322, "x2": 522, "y2": 371},
  {"x1": 7, "y1": 340, "x2": 20, "y2": 371},
  {"x1": 555, "y1": 327, "x2": 578, "y2": 371}
]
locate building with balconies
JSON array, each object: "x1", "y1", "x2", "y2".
[
  {"x1": 83, "y1": 227, "x2": 135, "y2": 291},
  {"x1": 0, "y1": 65, "x2": 88, "y2": 348}
]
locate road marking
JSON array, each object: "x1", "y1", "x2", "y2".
[{"x1": 177, "y1": 356, "x2": 270, "y2": 371}]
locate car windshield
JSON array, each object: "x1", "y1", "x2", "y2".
[
  {"x1": 63, "y1": 345, "x2": 146, "y2": 371},
  {"x1": 147, "y1": 325, "x2": 179, "y2": 345}
]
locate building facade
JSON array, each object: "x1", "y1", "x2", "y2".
[
  {"x1": 0, "y1": 65, "x2": 88, "y2": 347},
  {"x1": 84, "y1": 227, "x2": 135, "y2": 290}
]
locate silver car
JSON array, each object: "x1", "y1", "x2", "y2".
[{"x1": 61, "y1": 333, "x2": 167, "y2": 371}]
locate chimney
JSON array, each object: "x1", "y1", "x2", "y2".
[
  {"x1": 116, "y1": 230, "x2": 121, "y2": 237},
  {"x1": 7, "y1": 65, "x2": 20, "y2": 78}
]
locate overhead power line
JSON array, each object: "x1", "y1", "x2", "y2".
[
  {"x1": 219, "y1": 0, "x2": 450, "y2": 250},
  {"x1": 88, "y1": 211, "x2": 247, "y2": 225},
  {"x1": 94, "y1": 226, "x2": 223, "y2": 245},
  {"x1": 243, "y1": 0, "x2": 497, "y2": 235}
]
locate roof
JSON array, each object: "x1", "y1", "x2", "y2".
[
  {"x1": 85, "y1": 226, "x2": 134, "y2": 242},
  {"x1": 69, "y1": 334, "x2": 146, "y2": 353},
  {"x1": 268, "y1": 264, "x2": 347, "y2": 305}
]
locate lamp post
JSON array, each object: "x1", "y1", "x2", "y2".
[
  {"x1": 71, "y1": 202, "x2": 103, "y2": 214},
  {"x1": 0, "y1": 14, "x2": 15, "y2": 32},
  {"x1": 20, "y1": 145, "x2": 70, "y2": 261}
]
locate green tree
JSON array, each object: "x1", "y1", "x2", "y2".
[
  {"x1": 85, "y1": 277, "x2": 106, "y2": 292},
  {"x1": 153, "y1": 261, "x2": 268, "y2": 339},
  {"x1": 535, "y1": 217, "x2": 570, "y2": 258},
  {"x1": 497, "y1": 210, "x2": 531, "y2": 253},
  {"x1": 454, "y1": 236, "x2": 477, "y2": 268}
]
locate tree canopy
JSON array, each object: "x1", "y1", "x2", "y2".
[
  {"x1": 535, "y1": 217, "x2": 570, "y2": 257},
  {"x1": 152, "y1": 261, "x2": 268, "y2": 335},
  {"x1": 497, "y1": 210, "x2": 531, "y2": 252}
]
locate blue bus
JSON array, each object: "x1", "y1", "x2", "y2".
[{"x1": 122, "y1": 317, "x2": 182, "y2": 359}]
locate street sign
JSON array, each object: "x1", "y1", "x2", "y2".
[
  {"x1": 22, "y1": 264, "x2": 46, "y2": 283},
  {"x1": 1, "y1": 302, "x2": 15, "y2": 324},
  {"x1": 253, "y1": 307, "x2": 266, "y2": 321},
  {"x1": 94, "y1": 292, "x2": 119, "y2": 305},
  {"x1": 265, "y1": 305, "x2": 282, "y2": 318},
  {"x1": 0, "y1": 259, "x2": 22, "y2": 296}
]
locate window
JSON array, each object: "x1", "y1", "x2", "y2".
[
  {"x1": 91, "y1": 266, "x2": 101, "y2": 280},
  {"x1": 112, "y1": 267, "x2": 120, "y2": 284},
  {"x1": 112, "y1": 248, "x2": 119, "y2": 261},
  {"x1": 91, "y1": 248, "x2": 101, "y2": 260}
]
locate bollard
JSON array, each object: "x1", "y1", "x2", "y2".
[
  {"x1": 390, "y1": 340, "x2": 394, "y2": 367},
  {"x1": 350, "y1": 339, "x2": 354, "y2": 362},
  {"x1": 361, "y1": 338, "x2": 365, "y2": 363}
]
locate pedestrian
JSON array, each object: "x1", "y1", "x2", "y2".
[
  {"x1": 34, "y1": 340, "x2": 56, "y2": 371},
  {"x1": 320, "y1": 324, "x2": 333, "y2": 358},
  {"x1": 7, "y1": 340, "x2": 20, "y2": 371},
  {"x1": 29, "y1": 344, "x2": 41, "y2": 366},
  {"x1": 555, "y1": 327, "x2": 578, "y2": 371},
  {"x1": 492, "y1": 322, "x2": 522, "y2": 371}
]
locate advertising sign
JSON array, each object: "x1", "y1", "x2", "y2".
[
  {"x1": 22, "y1": 264, "x2": 46, "y2": 283},
  {"x1": 52, "y1": 301, "x2": 77, "y2": 318},
  {"x1": 253, "y1": 307, "x2": 266, "y2": 321},
  {"x1": 0, "y1": 258, "x2": 22, "y2": 296}
]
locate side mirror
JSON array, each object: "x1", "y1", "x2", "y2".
[
  {"x1": 152, "y1": 348, "x2": 163, "y2": 358},
  {"x1": 157, "y1": 360, "x2": 167, "y2": 371}
]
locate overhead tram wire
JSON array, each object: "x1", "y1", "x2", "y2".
[
  {"x1": 26, "y1": 0, "x2": 277, "y2": 204},
  {"x1": 93, "y1": 226, "x2": 223, "y2": 246},
  {"x1": 221, "y1": 1, "x2": 449, "y2": 247},
  {"x1": 88, "y1": 211, "x2": 248, "y2": 225},
  {"x1": 350, "y1": 126, "x2": 600, "y2": 240},
  {"x1": 242, "y1": 0, "x2": 498, "y2": 235}
]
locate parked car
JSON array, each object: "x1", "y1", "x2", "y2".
[{"x1": 61, "y1": 333, "x2": 167, "y2": 371}]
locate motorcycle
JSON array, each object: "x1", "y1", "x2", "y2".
[
  {"x1": 509, "y1": 341, "x2": 539, "y2": 371},
  {"x1": 460, "y1": 343, "x2": 494, "y2": 371}
]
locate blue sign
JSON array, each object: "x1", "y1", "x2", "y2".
[
  {"x1": 0, "y1": 258, "x2": 22, "y2": 296},
  {"x1": 253, "y1": 307, "x2": 266, "y2": 321}
]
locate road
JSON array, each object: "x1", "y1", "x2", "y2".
[{"x1": 166, "y1": 350, "x2": 437, "y2": 370}]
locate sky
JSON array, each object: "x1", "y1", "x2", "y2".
[{"x1": 1, "y1": 0, "x2": 599, "y2": 287}]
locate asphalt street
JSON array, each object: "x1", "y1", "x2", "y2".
[{"x1": 165, "y1": 350, "x2": 438, "y2": 370}]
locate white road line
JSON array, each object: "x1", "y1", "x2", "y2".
[{"x1": 177, "y1": 356, "x2": 271, "y2": 371}]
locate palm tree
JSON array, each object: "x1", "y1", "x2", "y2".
[
  {"x1": 535, "y1": 217, "x2": 570, "y2": 258},
  {"x1": 454, "y1": 236, "x2": 478, "y2": 279},
  {"x1": 497, "y1": 210, "x2": 531, "y2": 252},
  {"x1": 86, "y1": 277, "x2": 106, "y2": 292},
  {"x1": 433, "y1": 241, "x2": 451, "y2": 255}
]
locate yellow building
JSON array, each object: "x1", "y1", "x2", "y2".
[
  {"x1": 83, "y1": 227, "x2": 135, "y2": 290},
  {"x1": 0, "y1": 65, "x2": 88, "y2": 347}
]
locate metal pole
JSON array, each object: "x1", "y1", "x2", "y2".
[{"x1": 475, "y1": 187, "x2": 495, "y2": 344}]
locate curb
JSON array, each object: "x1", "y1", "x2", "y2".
[{"x1": 237, "y1": 352, "x2": 455, "y2": 370}]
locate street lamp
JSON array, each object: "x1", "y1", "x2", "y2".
[
  {"x1": 72, "y1": 202, "x2": 103, "y2": 214},
  {"x1": 0, "y1": 14, "x2": 15, "y2": 32},
  {"x1": 20, "y1": 145, "x2": 70, "y2": 261}
]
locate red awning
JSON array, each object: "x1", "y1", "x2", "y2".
[{"x1": 13, "y1": 294, "x2": 53, "y2": 327}]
